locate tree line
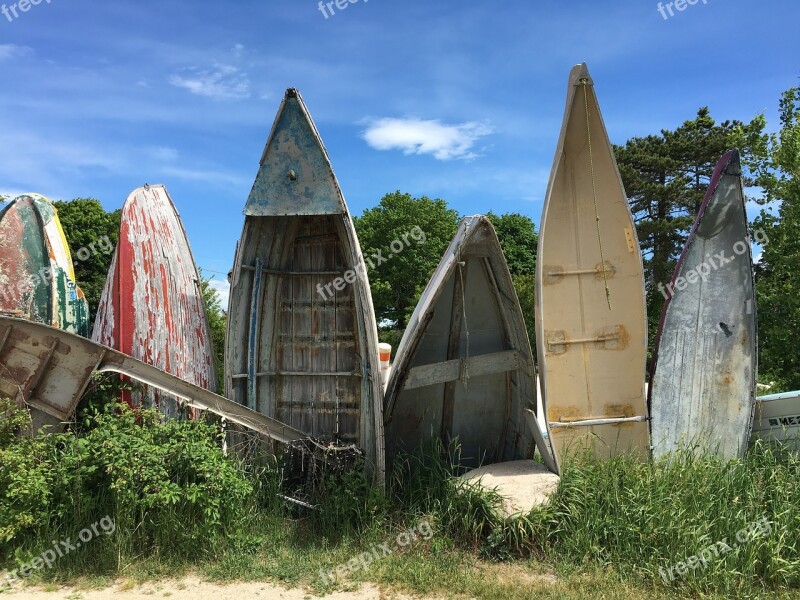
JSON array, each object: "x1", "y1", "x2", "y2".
[{"x1": 47, "y1": 83, "x2": 799, "y2": 391}]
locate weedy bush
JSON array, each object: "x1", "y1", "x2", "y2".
[{"x1": 0, "y1": 401, "x2": 259, "y2": 580}]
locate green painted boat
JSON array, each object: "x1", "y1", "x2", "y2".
[{"x1": 0, "y1": 195, "x2": 89, "y2": 337}]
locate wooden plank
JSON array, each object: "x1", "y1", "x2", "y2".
[
  {"x1": 404, "y1": 350, "x2": 522, "y2": 390},
  {"x1": 441, "y1": 264, "x2": 466, "y2": 443},
  {"x1": 247, "y1": 257, "x2": 264, "y2": 411}
]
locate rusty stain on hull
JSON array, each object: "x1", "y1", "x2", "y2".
[
  {"x1": 649, "y1": 150, "x2": 757, "y2": 459},
  {"x1": 535, "y1": 64, "x2": 649, "y2": 468},
  {"x1": 226, "y1": 89, "x2": 385, "y2": 484},
  {"x1": 384, "y1": 216, "x2": 558, "y2": 475},
  {"x1": 92, "y1": 185, "x2": 217, "y2": 417},
  {"x1": 0, "y1": 195, "x2": 90, "y2": 340},
  {"x1": 0, "y1": 316, "x2": 305, "y2": 441}
]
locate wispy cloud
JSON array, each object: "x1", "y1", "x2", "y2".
[
  {"x1": 362, "y1": 117, "x2": 493, "y2": 160},
  {"x1": 0, "y1": 44, "x2": 32, "y2": 61},
  {"x1": 160, "y1": 166, "x2": 249, "y2": 188},
  {"x1": 169, "y1": 64, "x2": 250, "y2": 100},
  {"x1": 151, "y1": 146, "x2": 179, "y2": 162}
]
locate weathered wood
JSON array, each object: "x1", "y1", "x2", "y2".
[
  {"x1": 535, "y1": 63, "x2": 649, "y2": 467},
  {"x1": 404, "y1": 350, "x2": 521, "y2": 390},
  {"x1": 225, "y1": 88, "x2": 384, "y2": 485},
  {"x1": 384, "y1": 216, "x2": 558, "y2": 474},
  {"x1": 0, "y1": 316, "x2": 305, "y2": 443},
  {"x1": 649, "y1": 150, "x2": 756, "y2": 459}
]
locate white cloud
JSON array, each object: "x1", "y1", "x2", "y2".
[
  {"x1": 160, "y1": 166, "x2": 249, "y2": 188},
  {"x1": 362, "y1": 117, "x2": 493, "y2": 160},
  {"x1": 206, "y1": 277, "x2": 230, "y2": 310},
  {"x1": 0, "y1": 44, "x2": 31, "y2": 61},
  {"x1": 169, "y1": 65, "x2": 250, "y2": 100},
  {"x1": 151, "y1": 146, "x2": 178, "y2": 162}
]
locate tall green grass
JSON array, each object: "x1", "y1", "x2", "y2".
[{"x1": 2, "y1": 399, "x2": 799, "y2": 598}]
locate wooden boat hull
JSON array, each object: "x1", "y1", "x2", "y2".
[
  {"x1": 384, "y1": 216, "x2": 557, "y2": 474},
  {"x1": 649, "y1": 151, "x2": 756, "y2": 459},
  {"x1": 535, "y1": 64, "x2": 649, "y2": 466},
  {"x1": 225, "y1": 89, "x2": 384, "y2": 483},
  {"x1": 0, "y1": 316, "x2": 305, "y2": 440},
  {"x1": 93, "y1": 184, "x2": 217, "y2": 417},
  {"x1": 0, "y1": 195, "x2": 89, "y2": 337},
  {"x1": 751, "y1": 392, "x2": 800, "y2": 450}
]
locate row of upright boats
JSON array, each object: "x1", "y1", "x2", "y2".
[{"x1": 0, "y1": 64, "x2": 794, "y2": 491}]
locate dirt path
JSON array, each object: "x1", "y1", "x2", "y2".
[{"x1": 3, "y1": 577, "x2": 417, "y2": 599}]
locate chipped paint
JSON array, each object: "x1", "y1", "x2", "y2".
[
  {"x1": 92, "y1": 184, "x2": 217, "y2": 417},
  {"x1": 0, "y1": 195, "x2": 89, "y2": 336},
  {"x1": 226, "y1": 88, "x2": 384, "y2": 485}
]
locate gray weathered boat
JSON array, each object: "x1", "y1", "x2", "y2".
[
  {"x1": 225, "y1": 88, "x2": 385, "y2": 483},
  {"x1": 535, "y1": 63, "x2": 649, "y2": 466},
  {"x1": 0, "y1": 315, "x2": 304, "y2": 442},
  {"x1": 649, "y1": 150, "x2": 757, "y2": 459},
  {"x1": 384, "y1": 216, "x2": 558, "y2": 474},
  {"x1": 751, "y1": 391, "x2": 800, "y2": 450}
]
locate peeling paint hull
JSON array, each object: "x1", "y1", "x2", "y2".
[
  {"x1": 92, "y1": 184, "x2": 217, "y2": 418},
  {"x1": 0, "y1": 316, "x2": 305, "y2": 440},
  {"x1": 535, "y1": 64, "x2": 649, "y2": 467},
  {"x1": 649, "y1": 150, "x2": 757, "y2": 459},
  {"x1": 385, "y1": 216, "x2": 558, "y2": 474},
  {"x1": 225, "y1": 89, "x2": 384, "y2": 484},
  {"x1": 0, "y1": 195, "x2": 89, "y2": 339}
]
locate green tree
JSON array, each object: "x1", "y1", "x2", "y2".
[
  {"x1": 486, "y1": 211, "x2": 538, "y2": 276},
  {"x1": 614, "y1": 108, "x2": 767, "y2": 356},
  {"x1": 53, "y1": 199, "x2": 121, "y2": 320},
  {"x1": 753, "y1": 87, "x2": 800, "y2": 391},
  {"x1": 199, "y1": 273, "x2": 226, "y2": 392},
  {"x1": 354, "y1": 191, "x2": 459, "y2": 328}
]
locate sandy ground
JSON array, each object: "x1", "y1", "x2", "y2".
[{"x1": 2, "y1": 577, "x2": 420, "y2": 599}]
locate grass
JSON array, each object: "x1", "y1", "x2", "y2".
[{"x1": 2, "y1": 402, "x2": 800, "y2": 599}]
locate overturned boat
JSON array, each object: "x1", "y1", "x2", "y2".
[
  {"x1": 384, "y1": 216, "x2": 558, "y2": 475},
  {"x1": 0, "y1": 315, "x2": 304, "y2": 439},
  {"x1": 751, "y1": 391, "x2": 800, "y2": 450},
  {"x1": 0, "y1": 195, "x2": 89, "y2": 336},
  {"x1": 535, "y1": 63, "x2": 649, "y2": 466},
  {"x1": 225, "y1": 89, "x2": 384, "y2": 483},
  {"x1": 93, "y1": 184, "x2": 217, "y2": 417},
  {"x1": 649, "y1": 150, "x2": 757, "y2": 459}
]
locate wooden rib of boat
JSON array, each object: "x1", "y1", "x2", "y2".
[
  {"x1": 225, "y1": 88, "x2": 384, "y2": 483},
  {"x1": 0, "y1": 315, "x2": 305, "y2": 440},
  {"x1": 535, "y1": 63, "x2": 649, "y2": 466},
  {"x1": 751, "y1": 391, "x2": 800, "y2": 450},
  {"x1": 93, "y1": 184, "x2": 217, "y2": 417},
  {"x1": 384, "y1": 216, "x2": 558, "y2": 474},
  {"x1": 649, "y1": 150, "x2": 756, "y2": 459},
  {"x1": 0, "y1": 195, "x2": 89, "y2": 338}
]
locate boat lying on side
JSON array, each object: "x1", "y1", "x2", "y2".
[
  {"x1": 384, "y1": 216, "x2": 558, "y2": 475},
  {"x1": 535, "y1": 63, "x2": 649, "y2": 466},
  {"x1": 93, "y1": 184, "x2": 217, "y2": 417},
  {"x1": 649, "y1": 150, "x2": 757, "y2": 459},
  {"x1": 0, "y1": 194, "x2": 89, "y2": 337},
  {"x1": 0, "y1": 315, "x2": 304, "y2": 440},
  {"x1": 225, "y1": 89, "x2": 384, "y2": 483},
  {"x1": 751, "y1": 391, "x2": 800, "y2": 450}
]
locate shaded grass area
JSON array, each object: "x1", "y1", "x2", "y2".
[{"x1": 1, "y1": 398, "x2": 799, "y2": 599}]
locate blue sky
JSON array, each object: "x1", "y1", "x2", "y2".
[{"x1": 0, "y1": 0, "x2": 796, "y2": 304}]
